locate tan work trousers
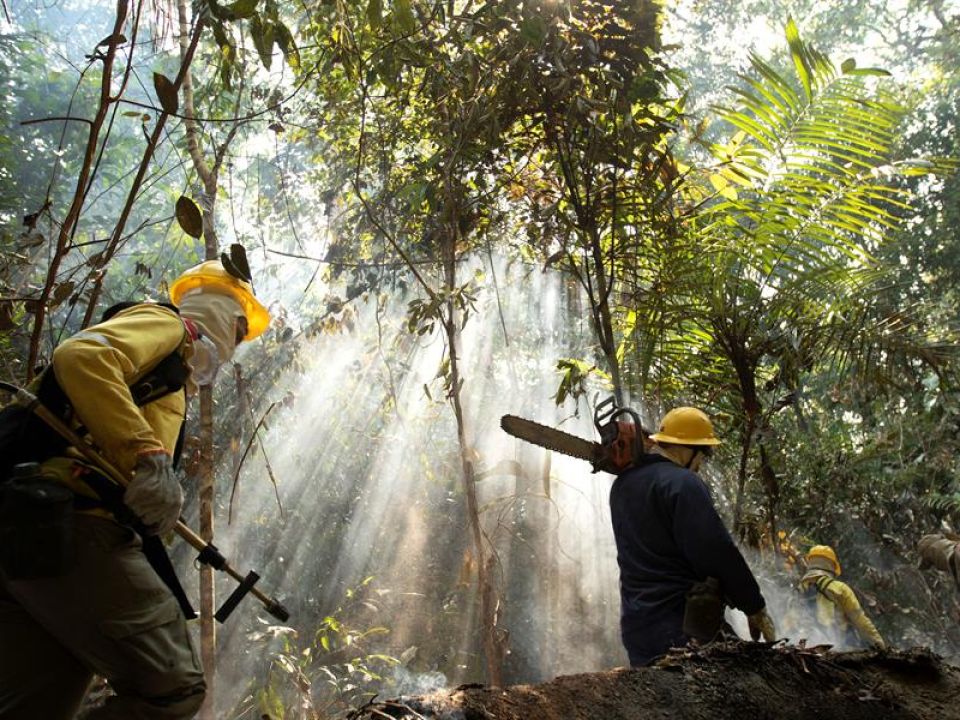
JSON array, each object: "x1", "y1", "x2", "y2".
[{"x1": 0, "y1": 515, "x2": 205, "y2": 719}]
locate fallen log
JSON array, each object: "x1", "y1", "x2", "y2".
[{"x1": 349, "y1": 642, "x2": 960, "y2": 720}]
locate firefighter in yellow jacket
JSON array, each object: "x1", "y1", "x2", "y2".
[
  {"x1": 798, "y1": 545, "x2": 885, "y2": 649},
  {"x1": 0, "y1": 260, "x2": 269, "y2": 719}
]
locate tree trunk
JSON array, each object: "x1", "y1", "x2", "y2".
[
  {"x1": 198, "y1": 385, "x2": 216, "y2": 719},
  {"x1": 757, "y1": 440, "x2": 780, "y2": 553},
  {"x1": 733, "y1": 416, "x2": 754, "y2": 539},
  {"x1": 179, "y1": 0, "x2": 218, "y2": 250},
  {"x1": 79, "y1": 12, "x2": 205, "y2": 326},
  {"x1": 197, "y1": 207, "x2": 219, "y2": 720},
  {"x1": 730, "y1": 345, "x2": 760, "y2": 536},
  {"x1": 26, "y1": 0, "x2": 130, "y2": 375},
  {"x1": 730, "y1": 354, "x2": 780, "y2": 550},
  {"x1": 442, "y1": 237, "x2": 506, "y2": 686},
  {"x1": 175, "y1": 2, "x2": 222, "y2": 712},
  {"x1": 446, "y1": 317, "x2": 506, "y2": 686},
  {"x1": 550, "y1": 136, "x2": 625, "y2": 405},
  {"x1": 586, "y1": 226, "x2": 625, "y2": 405}
]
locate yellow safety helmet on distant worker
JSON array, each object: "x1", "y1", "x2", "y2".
[
  {"x1": 169, "y1": 260, "x2": 270, "y2": 341},
  {"x1": 650, "y1": 407, "x2": 721, "y2": 446},
  {"x1": 806, "y1": 545, "x2": 842, "y2": 576}
]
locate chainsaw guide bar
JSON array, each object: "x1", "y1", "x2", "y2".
[{"x1": 500, "y1": 415, "x2": 600, "y2": 463}]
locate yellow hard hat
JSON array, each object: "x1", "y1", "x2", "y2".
[
  {"x1": 806, "y1": 545, "x2": 841, "y2": 575},
  {"x1": 169, "y1": 260, "x2": 270, "y2": 341},
  {"x1": 649, "y1": 407, "x2": 721, "y2": 446}
]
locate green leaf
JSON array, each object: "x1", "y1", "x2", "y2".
[
  {"x1": 152, "y1": 72, "x2": 179, "y2": 115},
  {"x1": 212, "y1": 20, "x2": 231, "y2": 49},
  {"x1": 211, "y1": 21, "x2": 238, "y2": 89},
  {"x1": 96, "y1": 33, "x2": 127, "y2": 47},
  {"x1": 175, "y1": 196, "x2": 203, "y2": 239},
  {"x1": 208, "y1": 0, "x2": 228, "y2": 19},
  {"x1": 520, "y1": 15, "x2": 548, "y2": 44},
  {"x1": 785, "y1": 17, "x2": 813, "y2": 99},
  {"x1": 367, "y1": 0, "x2": 382, "y2": 29},
  {"x1": 222, "y1": 0, "x2": 259, "y2": 20},
  {"x1": 841, "y1": 58, "x2": 856, "y2": 73},
  {"x1": 394, "y1": 0, "x2": 415, "y2": 33},
  {"x1": 50, "y1": 281, "x2": 75, "y2": 308},
  {"x1": 274, "y1": 22, "x2": 300, "y2": 70},
  {"x1": 616, "y1": 310, "x2": 637, "y2": 365},
  {"x1": 250, "y1": 14, "x2": 274, "y2": 71},
  {"x1": 228, "y1": 243, "x2": 252, "y2": 282}
]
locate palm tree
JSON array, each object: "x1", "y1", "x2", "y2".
[{"x1": 625, "y1": 19, "x2": 957, "y2": 539}]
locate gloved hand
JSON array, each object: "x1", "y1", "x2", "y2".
[
  {"x1": 747, "y1": 607, "x2": 776, "y2": 642},
  {"x1": 124, "y1": 450, "x2": 183, "y2": 536}
]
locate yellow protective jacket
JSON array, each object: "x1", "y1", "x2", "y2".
[
  {"x1": 44, "y1": 304, "x2": 191, "y2": 501},
  {"x1": 799, "y1": 570, "x2": 884, "y2": 648}
]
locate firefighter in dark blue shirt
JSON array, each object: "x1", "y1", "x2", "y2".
[{"x1": 610, "y1": 407, "x2": 776, "y2": 666}]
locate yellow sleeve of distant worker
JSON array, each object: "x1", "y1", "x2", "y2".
[
  {"x1": 52, "y1": 304, "x2": 187, "y2": 477},
  {"x1": 824, "y1": 580, "x2": 885, "y2": 647}
]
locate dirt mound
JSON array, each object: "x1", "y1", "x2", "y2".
[{"x1": 349, "y1": 642, "x2": 960, "y2": 720}]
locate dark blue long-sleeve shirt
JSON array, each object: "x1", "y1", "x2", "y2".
[{"x1": 610, "y1": 453, "x2": 765, "y2": 665}]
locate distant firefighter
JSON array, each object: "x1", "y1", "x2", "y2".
[
  {"x1": 798, "y1": 545, "x2": 885, "y2": 649},
  {"x1": 917, "y1": 533, "x2": 960, "y2": 590}
]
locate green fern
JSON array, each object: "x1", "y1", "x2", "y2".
[
  {"x1": 629, "y1": 18, "x2": 956, "y2": 401},
  {"x1": 925, "y1": 493, "x2": 960, "y2": 515}
]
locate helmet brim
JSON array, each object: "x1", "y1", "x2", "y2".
[
  {"x1": 649, "y1": 432, "x2": 721, "y2": 446},
  {"x1": 170, "y1": 274, "x2": 270, "y2": 340}
]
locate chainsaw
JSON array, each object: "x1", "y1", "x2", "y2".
[{"x1": 500, "y1": 396, "x2": 651, "y2": 474}]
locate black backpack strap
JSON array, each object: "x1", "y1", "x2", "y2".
[
  {"x1": 172, "y1": 391, "x2": 187, "y2": 471},
  {"x1": 51, "y1": 344, "x2": 189, "y2": 451},
  {"x1": 94, "y1": 301, "x2": 190, "y2": 408},
  {"x1": 813, "y1": 576, "x2": 838, "y2": 603},
  {"x1": 128, "y1": 302, "x2": 190, "y2": 407},
  {"x1": 55, "y1": 304, "x2": 191, "y2": 479},
  {"x1": 100, "y1": 301, "x2": 142, "y2": 323},
  {"x1": 130, "y1": 352, "x2": 190, "y2": 406}
]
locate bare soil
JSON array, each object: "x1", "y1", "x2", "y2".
[{"x1": 349, "y1": 642, "x2": 960, "y2": 720}]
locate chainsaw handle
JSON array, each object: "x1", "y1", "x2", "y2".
[
  {"x1": 594, "y1": 397, "x2": 650, "y2": 443},
  {"x1": 591, "y1": 397, "x2": 653, "y2": 474},
  {"x1": 593, "y1": 396, "x2": 618, "y2": 432}
]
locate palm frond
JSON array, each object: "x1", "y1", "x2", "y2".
[{"x1": 624, "y1": 19, "x2": 956, "y2": 406}]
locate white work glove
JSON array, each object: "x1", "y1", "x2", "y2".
[
  {"x1": 124, "y1": 450, "x2": 183, "y2": 536},
  {"x1": 747, "y1": 607, "x2": 777, "y2": 642}
]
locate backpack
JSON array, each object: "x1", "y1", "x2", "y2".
[{"x1": 0, "y1": 303, "x2": 190, "y2": 480}]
